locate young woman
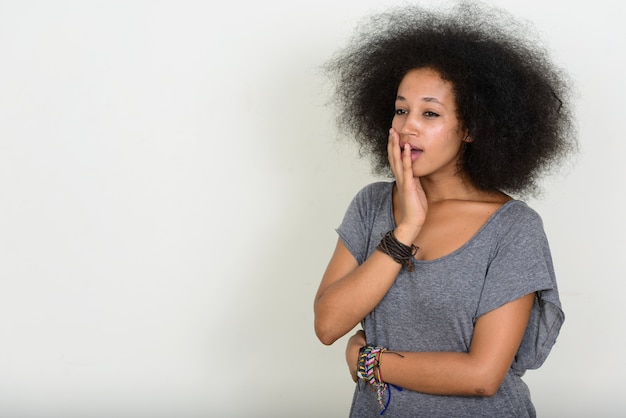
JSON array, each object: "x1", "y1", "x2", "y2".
[{"x1": 314, "y1": 3, "x2": 576, "y2": 417}]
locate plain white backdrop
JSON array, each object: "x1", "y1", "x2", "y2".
[{"x1": 0, "y1": 0, "x2": 624, "y2": 416}]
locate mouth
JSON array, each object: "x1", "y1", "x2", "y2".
[{"x1": 400, "y1": 142, "x2": 423, "y2": 162}]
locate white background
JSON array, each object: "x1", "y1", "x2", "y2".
[{"x1": 0, "y1": 1, "x2": 624, "y2": 417}]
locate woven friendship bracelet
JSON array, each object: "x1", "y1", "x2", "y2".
[
  {"x1": 356, "y1": 343, "x2": 407, "y2": 414},
  {"x1": 376, "y1": 230, "x2": 419, "y2": 272},
  {"x1": 357, "y1": 344, "x2": 381, "y2": 384},
  {"x1": 357, "y1": 344, "x2": 386, "y2": 407}
]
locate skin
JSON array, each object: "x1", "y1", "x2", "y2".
[{"x1": 314, "y1": 68, "x2": 535, "y2": 397}]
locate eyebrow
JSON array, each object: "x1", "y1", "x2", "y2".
[{"x1": 396, "y1": 95, "x2": 445, "y2": 106}]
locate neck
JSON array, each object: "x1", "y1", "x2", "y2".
[{"x1": 420, "y1": 173, "x2": 497, "y2": 203}]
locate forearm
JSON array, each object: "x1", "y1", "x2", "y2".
[
  {"x1": 315, "y1": 250, "x2": 402, "y2": 345},
  {"x1": 348, "y1": 294, "x2": 534, "y2": 397},
  {"x1": 379, "y1": 350, "x2": 504, "y2": 397}
]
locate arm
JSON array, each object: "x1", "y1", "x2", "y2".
[
  {"x1": 346, "y1": 293, "x2": 535, "y2": 396},
  {"x1": 314, "y1": 237, "x2": 404, "y2": 345},
  {"x1": 314, "y1": 129, "x2": 426, "y2": 346}
]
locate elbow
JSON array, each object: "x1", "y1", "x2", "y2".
[
  {"x1": 317, "y1": 333, "x2": 337, "y2": 346},
  {"x1": 313, "y1": 301, "x2": 343, "y2": 345},
  {"x1": 472, "y1": 384, "x2": 499, "y2": 398},
  {"x1": 470, "y1": 373, "x2": 505, "y2": 397},
  {"x1": 314, "y1": 319, "x2": 340, "y2": 346}
]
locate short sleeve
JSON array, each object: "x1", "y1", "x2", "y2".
[
  {"x1": 335, "y1": 182, "x2": 391, "y2": 265},
  {"x1": 476, "y1": 203, "x2": 564, "y2": 373}
]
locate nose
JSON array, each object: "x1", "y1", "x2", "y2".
[{"x1": 398, "y1": 113, "x2": 420, "y2": 137}]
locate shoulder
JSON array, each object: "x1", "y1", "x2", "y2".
[
  {"x1": 355, "y1": 181, "x2": 394, "y2": 197},
  {"x1": 349, "y1": 181, "x2": 394, "y2": 207},
  {"x1": 494, "y1": 200, "x2": 544, "y2": 228},
  {"x1": 340, "y1": 181, "x2": 394, "y2": 230},
  {"x1": 488, "y1": 200, "x2": 549, "y2": 249}
]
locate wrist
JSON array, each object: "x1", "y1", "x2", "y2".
[
  {"x1": 393, "y1": 224, "x2": 420, "y2": 246},
  {"x1": 376, "y1": 230, "x2": 419, "y2": 272}
]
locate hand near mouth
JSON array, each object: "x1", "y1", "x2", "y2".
[{"x1": 388, "y1": 128, "x2": 428, "y2": 245}]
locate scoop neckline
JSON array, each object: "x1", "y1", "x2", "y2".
[{"x1": 385, "y1": 183, "x2": 520, "y2": 264}]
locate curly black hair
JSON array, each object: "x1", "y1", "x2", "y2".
[{"x1": 324, "y1": 1, "x2": 576, "y2": 195}]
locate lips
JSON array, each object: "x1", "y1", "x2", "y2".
[{"x1": 400, "y1": 142, "x2": 423, "y2": 162}]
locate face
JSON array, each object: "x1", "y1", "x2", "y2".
[{"x1": 391, "y1": 67, "x2": 467, "y2": 179}]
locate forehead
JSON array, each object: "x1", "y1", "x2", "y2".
[{"x1": 396, "y1": 68, "x2": 455, "y2": 102}]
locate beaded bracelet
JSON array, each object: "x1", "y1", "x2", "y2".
[{"x1": 376, "y1": 230, "x2": 419, "y2": 272}]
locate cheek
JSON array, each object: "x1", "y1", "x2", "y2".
[{"x1": 445, "y1": 129, "x2": 465, "y2": 148}]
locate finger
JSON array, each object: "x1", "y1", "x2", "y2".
[
  {"x1": 402, "y1": 143, "x2": 414, "y2": 184},
  {"x1": 356, "y1": 329, "x2": 366, "y2": 342},
  {"x1": 388, "y1": 129, "x2": 402, "y2": 179},
  {"x1": 387, "y1": 129, "x2": 395, "y2": 166}
]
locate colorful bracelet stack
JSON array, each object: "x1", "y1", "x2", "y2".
[
  {"x1": 357, "y1": 343, "x2": 406, "y2": 414},
  {"x1": 356, "y1": 344, "x2": 389, "y2": 411}
]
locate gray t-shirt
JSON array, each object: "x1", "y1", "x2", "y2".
[{"x1": 337, "y1": 182, "x2": 564, "y2": 418}]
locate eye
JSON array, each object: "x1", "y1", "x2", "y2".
[
  {"x1": 424, "y1": 111, "x2": 440, "y2": 118},
  {"x1": 394, "y1": 108, "x2": 407, "y2": 115}
]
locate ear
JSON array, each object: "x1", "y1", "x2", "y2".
[{"x1": 463, "y1": 133, "x2": 474, "y2": 143}]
